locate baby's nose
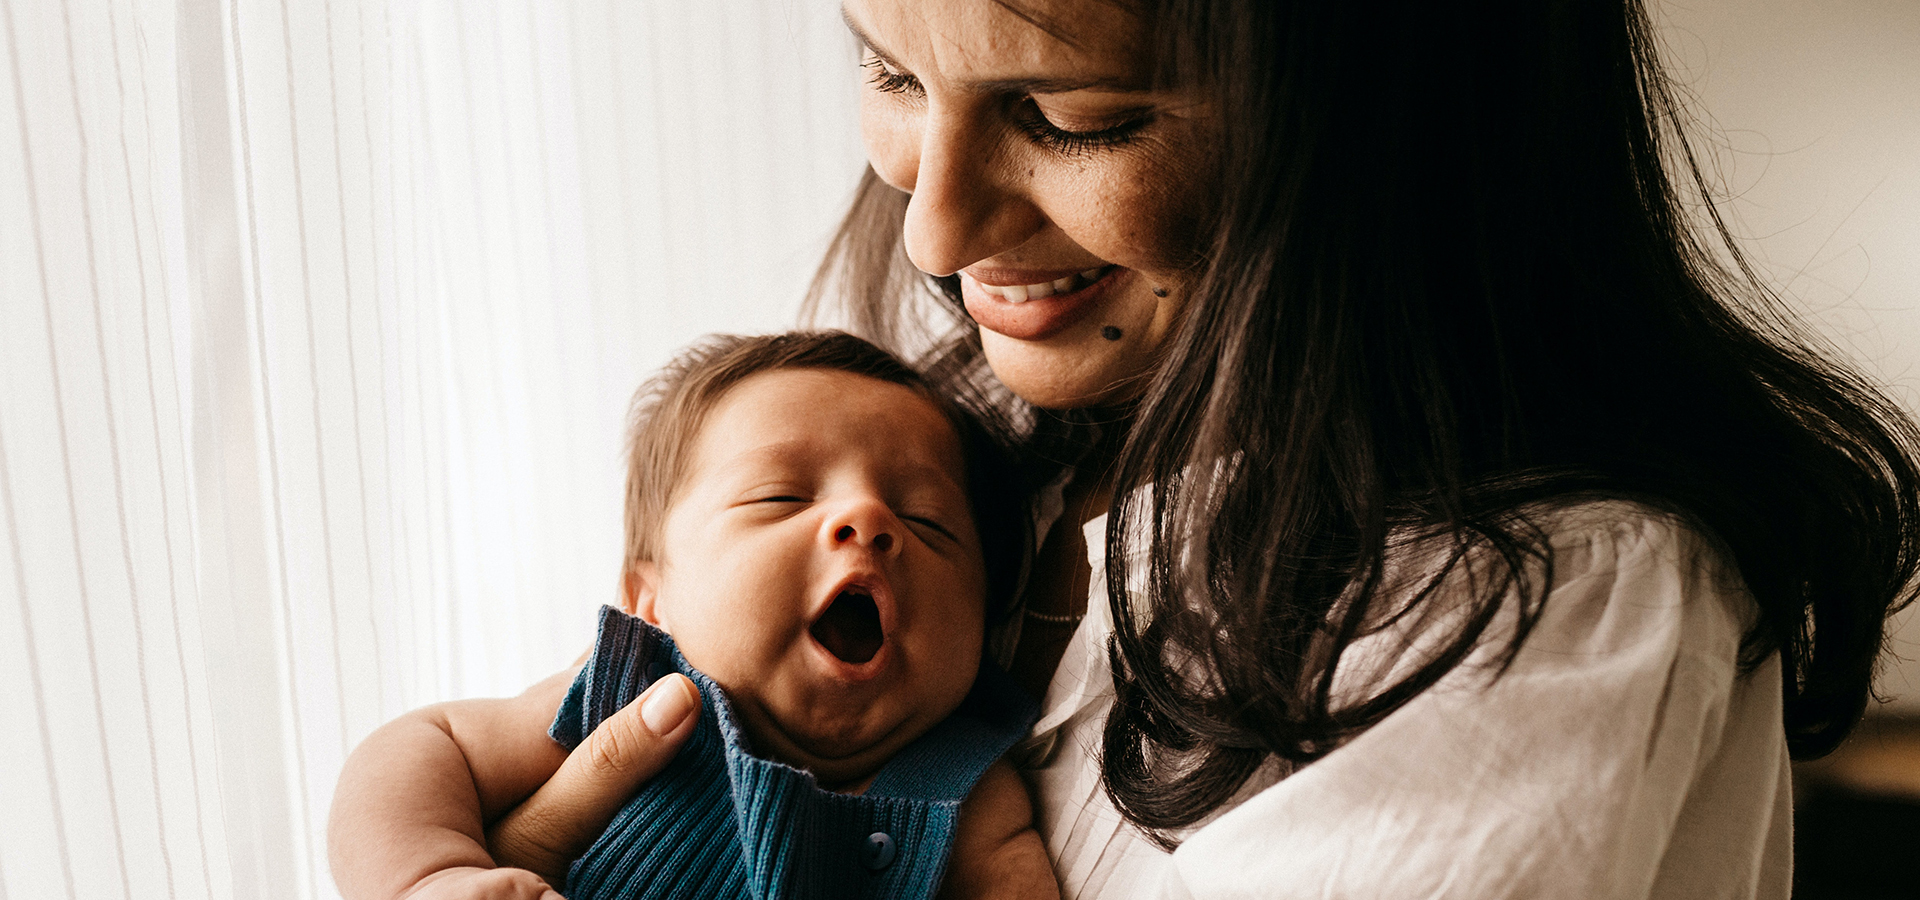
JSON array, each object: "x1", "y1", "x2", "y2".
[
  {"x1": 826, "y1": 500, "x2": 900, "y2": 555},
  {"x1": 834, "y1": 523, "x2": 894, "y2": 554}
]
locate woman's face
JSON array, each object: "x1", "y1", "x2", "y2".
[{"x1": 847, "y1": 0, "x2": 1215, "y2": 409}]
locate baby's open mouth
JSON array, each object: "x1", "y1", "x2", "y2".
[{"x1": 810, "y1": 588, "x2": 884, "y2": 665}]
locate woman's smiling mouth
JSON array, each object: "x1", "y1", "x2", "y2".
[
  {"x1": 971, "y1": 266, "x2": 1115, "y2": 303},
  {"x1": 961, "y1": 266, "x2": 1125, "y2": 340}
]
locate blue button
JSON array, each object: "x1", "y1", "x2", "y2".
[{"x1": 864, "y1": 831, "x2": 896, "y2": 870}]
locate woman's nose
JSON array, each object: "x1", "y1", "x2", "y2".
[
  {"x1": 880, "y1": 105, "x2": 1047, "y2": 278},
  {"x1": 824, "y1": 499, "x2": 899, "y2": 556}
]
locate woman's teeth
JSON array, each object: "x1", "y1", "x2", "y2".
[{"x1": 980, "y1": 267, "x2": 1109, "y2": 303}]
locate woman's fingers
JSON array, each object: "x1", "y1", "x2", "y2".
[{"x1": 486, "y1": 673, "x2": 700, "y2": 883}]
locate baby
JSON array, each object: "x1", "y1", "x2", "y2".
[{"x1": 330, "y1": 332, "x2": 1056, "y2": 900}]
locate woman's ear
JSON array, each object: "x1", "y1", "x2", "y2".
[{"x1": 624, "y1": 561, "x2": 663, "y2": 625}]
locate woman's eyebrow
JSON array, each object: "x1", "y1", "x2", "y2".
[
  {"x1": 842, "y1": 9, "x2": 902, "y2": 70},
  {"x1": 840, "y1": 6, "x2": 1149, "y2": 95}
]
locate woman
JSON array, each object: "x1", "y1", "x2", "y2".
[{"x1": 488, "y1": 0, "x2": 1920, "y2": 895}]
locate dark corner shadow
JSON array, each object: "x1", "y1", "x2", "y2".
[{"x1": 1793, "y1": 713, "x2": 1920, "y2": 899}]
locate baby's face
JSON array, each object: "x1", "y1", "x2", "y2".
[{"x1": 631, "y1": 368, "x2": 989, "y2": 788}]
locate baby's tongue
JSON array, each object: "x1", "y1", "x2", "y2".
[{"x1": 810, "y1": 590, "x2": 883, "y2": 664}]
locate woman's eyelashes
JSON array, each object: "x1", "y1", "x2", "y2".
[
  {"x1": 862, "y1": 53, "x2": 1149, "y2": 154},
  {"x1": 1013, "y1": 102, "x2": 1150, "y2": 155},
  {"x1": 861, "y1": 55, "x2": 919, "y2": 97}
]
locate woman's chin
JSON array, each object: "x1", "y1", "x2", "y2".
[{"x1": 977, "y1": 327, "x2": 1155, "y2": 411}]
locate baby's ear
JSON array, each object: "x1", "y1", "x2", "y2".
[{"x1": 624, "y1": 561, "x2": 663, "y2": 624}]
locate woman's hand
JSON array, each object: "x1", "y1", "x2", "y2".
[{"x1": 485, "y1": 674, "x2": 701, "y2": 886}]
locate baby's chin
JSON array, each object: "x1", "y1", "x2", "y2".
[{"x1": 736, "y1": 694, "x2": 946, "y2": 793}]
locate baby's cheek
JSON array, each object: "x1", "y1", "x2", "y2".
[
  {"x1": 926, "y1": 615, "x2": 985, "y2": 702},
  {"x1": 667, "y1": 626, "x2": 760, "y2": 694}
]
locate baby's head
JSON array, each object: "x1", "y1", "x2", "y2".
[{"x1": 620, "y1": 332, "x2": 1019, "y2": 788}]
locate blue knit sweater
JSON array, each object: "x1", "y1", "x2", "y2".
[{"x1": 549, "y1": 606, "x2": 1038, "y2": 900}]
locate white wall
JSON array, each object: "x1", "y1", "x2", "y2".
[{"x1": 1659, "y1": 0, "x2": 1920, "y2": 711}]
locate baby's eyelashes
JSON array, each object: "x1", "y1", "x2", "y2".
[{"x1": 903, "y1": 514, "x2": 961, "y2": 544}]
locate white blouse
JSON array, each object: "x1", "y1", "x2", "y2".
[{"x1": 1014, "y1": 502, "x2": 1792, "y2": 899}]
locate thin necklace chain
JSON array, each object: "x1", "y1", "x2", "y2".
[{"x1": 1023, "y1": 606, "x2": 1085, "y2": 625}]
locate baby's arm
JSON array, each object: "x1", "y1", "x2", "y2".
[
  {"x1": 939, "y1": 760, "x2": 1061, "y2": 900},
  {"x1": 328, "y1": 668, "x2": 576, "y2": 900}
]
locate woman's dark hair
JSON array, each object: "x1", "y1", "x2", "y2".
[
  {"x1": 622, "y1": 331, "x2": 1027, "y2": 620},
  {"x1": 806, "y1": 0, "x2": 1920, "y2": 845}
]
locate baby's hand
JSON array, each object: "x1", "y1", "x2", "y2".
[{"x1": 398, "y1": 867, "x2": 563, "y2": 900}]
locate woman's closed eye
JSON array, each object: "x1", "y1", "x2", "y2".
[
  {"x1": 1013, "y1": 101, "x2": 1151, "y2": 155},
  {"x1": 862, "y1": 52, "x2": 1149, "y2": 155},
  {"x1": 862, "y1": 54, "x2": 920, "y2": 97}
]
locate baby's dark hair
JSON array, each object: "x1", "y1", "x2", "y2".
[{"x1": 622, "y1": 331, "x2": 1026, "y2": 618}]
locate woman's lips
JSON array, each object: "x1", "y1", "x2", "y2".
[{"x1": 962, "y1": 266, "x2": 1121, "y2": 341}]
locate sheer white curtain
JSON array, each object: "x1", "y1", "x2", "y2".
[{"x1": 0, "y1": 0, "x2": 860, "y2": 897}]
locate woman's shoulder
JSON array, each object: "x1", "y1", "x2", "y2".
[
  {"x1": 1169, "y1": 500, "x2": 1789, "y2": 900},
  {"x1": 1386, "y1": 497, "x2": 1746, "y2": 606},
  {"x1": 1530, "y1": 497, "x2": 1740, "y2": 581},
  {"x1": 1490, "y1": 498, "x2": 1755, "y2": 669},
  {"x1": 1534, "y1": 497, "x2": 1721, "y2": 555},
  {"x1": 1352, "y1": 498, "x2": 1755, "y2": 697}
]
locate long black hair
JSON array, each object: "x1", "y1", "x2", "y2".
[{"x1": 807, "y1": 0, "x2": 1920, "y2": 844}]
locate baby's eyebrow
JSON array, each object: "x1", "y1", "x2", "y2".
[
  {"x1": 895, "y1": 463, "x2": 970, "y2": 497},
  {"x1": 723, "y1": 440, "x2": 818, "y2": 472},
  {"x1": 720, "y1": 441, "x2": 966, "y2": 495}
]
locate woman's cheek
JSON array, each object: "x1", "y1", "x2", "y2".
[
  {"x1": 861, "y1": 98, "x2": 919, "y2": 194},
  {"x1": 1041, "y1": 167, "x2": 1199, "y2": 273}
]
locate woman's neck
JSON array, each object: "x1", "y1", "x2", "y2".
[
  {"x1": 1005, "y1": 412, "x2": 1127, "y2": 697},
  {"x1": 1068, "y1": 407, "x2": 1129, "y2": 518}
]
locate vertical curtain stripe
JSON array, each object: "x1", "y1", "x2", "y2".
[
  {"x1": 0, "y1": 420, "x2": 78, "y2": 900},
  {"x1": 273, "y1": 0, "x2": 355, "y2": 777},
  {"x1": 228, "y1": 0, "x2": 318, "y2": 893},
  {"x1": 523, "y1": 3, "x2": 577, "y2": 663},
  {"x1": 0, "y1": 417, "x2": 74, "y2": 900},
  {"x1": 484, "y1": 0, "x2": 536, "y2": 670},
  {"x1": 50, "y1": 0, "x2": 136, "y2": 895},
  {"x1": 121, "y1": 0, "x2": 218, "y2": 889},
  {"x1": 406, "y1": 18, "x2": 453, "y2": 698},
  {"x1": 472, "y1": 1, "x2": 525, "y2": 668},
  {"x1": 321, "y1": 0, "x2": 391, "y2": 726},
  {"x1": 359, "y1": 0, "x2": 410, "y2": 718},
  {"x1": 98, "y1": 3, "x2": 185, "y2": 896},
  {"x1": 445, "y1": 8, "x2": 487, "y2": 688},
  {"x1": 0, "y1": 5, "x2": 79, "y2": 886},
  {"x1": 395, "y1": 28, "x2": 443, "y2": 701}
]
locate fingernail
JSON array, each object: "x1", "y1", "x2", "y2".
[{"x1": 640, "y1": 675, "x2": 695, "y2": 735}]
